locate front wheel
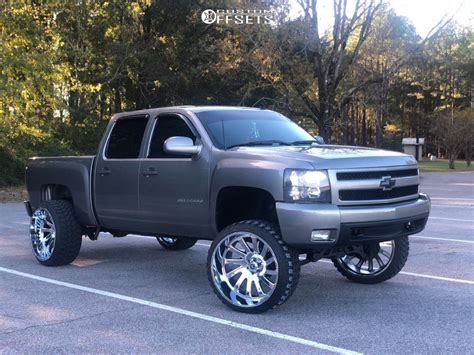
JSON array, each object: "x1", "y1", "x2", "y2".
[
  {"x1": 332, "y1": 237, "x2": 409, "y2": 284},
  {"x1": 156, "y1": 236, "x2": 197, "y2": 250},
  {"x1": 207, "y1": 220, "x2": 300, "y2": 313}
]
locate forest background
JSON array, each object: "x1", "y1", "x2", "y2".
[{"x1": 1, "y1": 0, "x2": 473, "y2": 186}]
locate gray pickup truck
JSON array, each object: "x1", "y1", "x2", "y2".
[{"x1": 25, "y1": 106, "x2": 430, "y2": 313}]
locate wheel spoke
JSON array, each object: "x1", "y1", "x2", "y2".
[
  {"x1": 375, "y1": 255, "x2": 384, "y2": 267},
  {"x1": 266, "y1": 257, "x2": 275, "y2": 265},
  {"x1": 226, "y1": 266, "x2": 245, "y2": 279},
  {"x1": 224, "y1": 258, "x2": 245, "y2": 265},
  {"x1": 239, "y1": 238, "x2": 251, "y2": 253},
  {"x1": 265, "y1": 269, "x2": 277, "y2": 276},
  {"x1": 246, "y1": 278, "x2": 253, "y2": 297},
  {"x1": 234, "y1": 273, "x2": 247, "y2": 291},
  {"x1": 251, "y1": 237, "x2": 259, "y2": 253},
  {"x1": 368, "y1": 259, "x2": 374, "y2": 272},
  {"x1": 261, "y1": 275, "x2": 275, "y2": 287},
  {"x1": 229, "y1": 245, "x2": 246, "y2": 257},
  {"x1": 254, "y1": 278, "x2": 264, "y2": 296}
]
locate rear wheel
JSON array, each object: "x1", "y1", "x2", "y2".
[
  {"x1": 332, "y1": 237, "x2": 409, "y2": 284},
  {"x1": 156, "y1": 236, "x2": 197, "y2": 250},
  {"x1": 30, "y1": 200, "x2": 82, "y2": 266},
  {"x1": 208, "y1": 220, "x2": 299, "y2": 313}
]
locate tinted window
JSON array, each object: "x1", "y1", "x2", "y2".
[
  {"x1": 105, "y1": 116, "x2": 148, "y2": 159},
  {"x1": 195, "y1": 109, "x2": 314, "y2": 149},
  {"x1": 148, "y1": 115, "x2": 196, "y2": 158}
]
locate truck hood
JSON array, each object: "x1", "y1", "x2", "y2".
[{"x1": 232, "y1": 145, "x2": 417, "y2": 169}]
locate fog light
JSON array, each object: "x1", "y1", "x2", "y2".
[
  {"x1": 405, "y1": 221, "x2": 415, "y2": 231},
  {"x1": 311, "y1": 230, "x2": 333, "y2": 242}
]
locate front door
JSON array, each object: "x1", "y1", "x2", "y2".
[
  {"x1": 138, "y1": 114, "x2": 210, "y2": 237},
  {"x1": 94, "y1": 115, "x2": 149, "y2": 231}
]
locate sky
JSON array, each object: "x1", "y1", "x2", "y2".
[{"x1": 288, "y1": 0, "x2": 473, "y2": 37}]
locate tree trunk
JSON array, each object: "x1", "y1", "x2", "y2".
[
  {"x1": 448, "y1": 152, "x2": 456, "y2": 169},
  {"x1": 375, "y1": 107, "x2": 383, "y2": 147},
  {"x1": 354, "y1": 105, "x2": 359, "y2": 145},
  {"x1": 342, "y1": 106, "x2": 349, "y2": 145},
  {"x1": 114, "y1": 88, "x2": 121, "y2": 113},
  {"x1": 362, "y1": 107, "x2": 367, "y2": 146},
  {"x1": 350, "y1": 104, "x2": 355, "y2": 145},
  {"x1": 466, "y1": 141, "x2": 472, "y2": 167},
  {"x1": 317, "y1": 98, "x2": 331, "y2": 142}
]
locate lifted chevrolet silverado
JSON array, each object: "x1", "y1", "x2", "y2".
[{"x1": 25, "y1": 106, "x2": 430, "y2": 313}]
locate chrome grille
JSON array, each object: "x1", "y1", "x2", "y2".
[{"x1": 329, "y1": 166, "x2": 420, "y2": 206}]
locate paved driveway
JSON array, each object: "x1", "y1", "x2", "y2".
[{"x1": 0, "y1": 172, "x2": 473, "y2": 354}]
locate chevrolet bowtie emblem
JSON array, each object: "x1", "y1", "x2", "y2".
[{"x1": 380, "y1": 176, "x2": 396, "y2": 191}]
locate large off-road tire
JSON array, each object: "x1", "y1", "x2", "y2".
[
  {"x1": 332, "y1": 237, "x2": 409, "y2": 284},
  {"x1": 207, "y1": 220, "x2": 300, "y2": 313},
  {"x1": 156, "y1": 236, "x2": 197, "y2": 251},
  {"x1": 30, "y1": 200, "x2": 82, "y2": 266}
]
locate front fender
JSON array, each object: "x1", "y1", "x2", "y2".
[{"x1": 209, "y1": 156, "x2": 313, "y2": 234}]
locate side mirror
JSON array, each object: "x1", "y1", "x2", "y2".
[
  {"x1": 314, "y1": 136, "x2": 325, "y2": 144},
  {"x1": 164, "y1": 136, "x2": 201, "y2": 156}
]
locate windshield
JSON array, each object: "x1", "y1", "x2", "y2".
[{"x1": 195, "y1": 109, "x2": 315, "y2": 150}]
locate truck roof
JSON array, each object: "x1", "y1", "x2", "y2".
[
  {"x1": 112, "y1": 106, "x2": 267, "y2": 120},
  {"x1": 188, "y1": 106, "x2": 266, "y2": 113}
]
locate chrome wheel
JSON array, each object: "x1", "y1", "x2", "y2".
[
  {"x1": 333, "y1": 237, "x2": 409, "y2": 284},
  {"x1": 30, "y1": 208, "x2": 56, "y2": 261},
  {"x1": 156, "y1": 235, "x2": 197, "y2": 250},
  {"x1": 210, "y1": 232, "x2": 279, "y2": 308},
  {"x1": 157, "y1": 236, "x2": 177, "y2": 245},
  {"x1": 337, "y1": 241, "x2": 395, "y2": 276}
]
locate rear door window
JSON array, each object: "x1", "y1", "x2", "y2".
[{"x1": 105, "y1": 116, "x2": 148, "y2": 159}]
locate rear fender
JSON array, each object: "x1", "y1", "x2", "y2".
[{"x1": 25, "y1": 157, "x2": 97, "y2": 226}]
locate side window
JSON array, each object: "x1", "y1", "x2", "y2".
[
  {"x1": 148, "y1": 115, "x2": 196, "y2": 158},
  {"x1": 105, "y1": 116, "x2": 148, "y2": 159}
]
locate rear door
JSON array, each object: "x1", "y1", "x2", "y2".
[
  {"x1": 94, "y1": 114, "x2": 149, "y2": 230},
  {"x1": 138, "y1": 113, "x2": 210, "y2": 237}
]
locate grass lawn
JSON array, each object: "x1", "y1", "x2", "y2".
[
  {"x1": 0, "y1": 185, "x2": 27, "y2": 203},
  {"x1": 418, "y1": 159, "x2": 474, "y2": 172}
]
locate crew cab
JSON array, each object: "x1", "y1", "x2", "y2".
[{"x1": 25, "y1": 106, "x2": 430, "y2": 313}]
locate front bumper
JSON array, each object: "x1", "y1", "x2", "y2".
[{"x1": 276, "y1": 193, "x2": 430, "y2": 248}]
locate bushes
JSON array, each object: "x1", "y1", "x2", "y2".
[
  {"x1": 0, "y1": 147, "x2": 24, "y2": 187},
  {"x1": 0, "y1": 122, "x2": 77, "y2": 187}
]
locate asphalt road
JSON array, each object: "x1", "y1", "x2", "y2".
[{"x1": 1, "y1": 172, "x2": 473, "y2": 354}]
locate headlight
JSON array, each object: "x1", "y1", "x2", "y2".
[{"x1": 284, "y1": 169, "x2": 331, "y2": 203}]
